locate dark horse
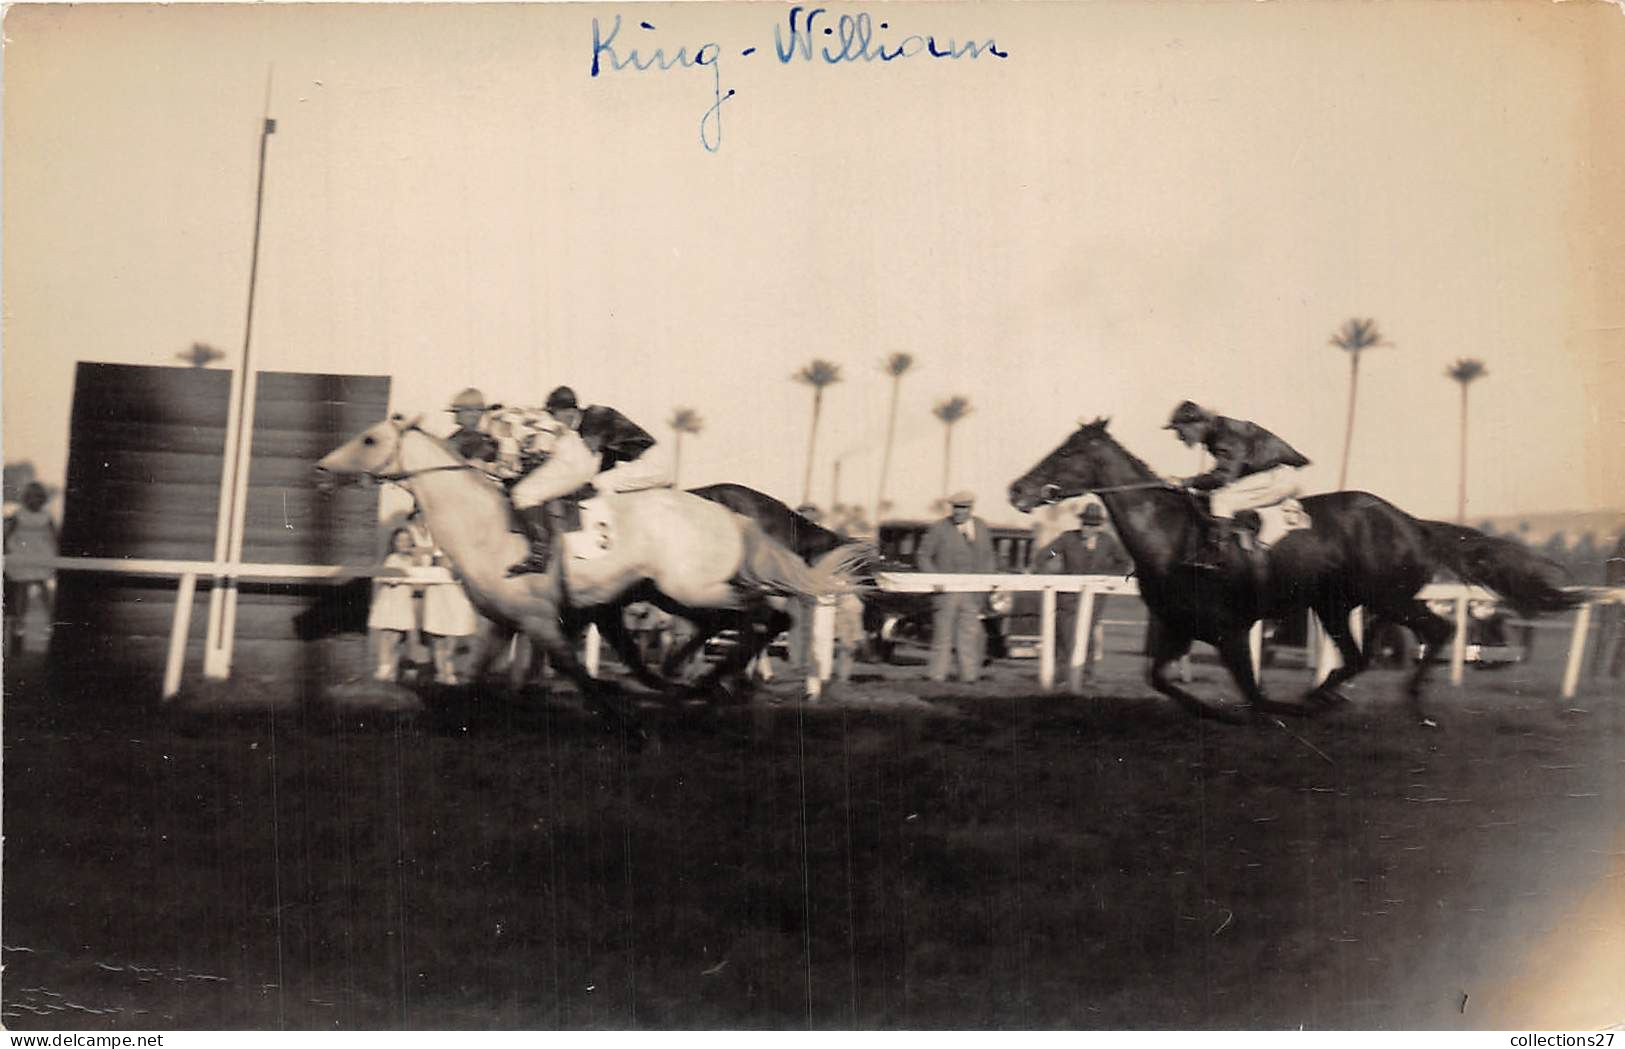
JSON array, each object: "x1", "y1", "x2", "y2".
[
  {"x1": 1008, "y1": 419, "x2": 1579, "y2": 723},
  {"x1": 651, "y1": 483, "x2": 851, "y2": 684}
]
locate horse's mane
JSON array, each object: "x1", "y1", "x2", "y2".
[{"x1": 1077, "y1": 417, "x2": 1158, "y2": 482}]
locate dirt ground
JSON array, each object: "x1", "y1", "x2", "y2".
[{"x1": 3, "y1": 628, "x2": 1621, "y2": 1030}]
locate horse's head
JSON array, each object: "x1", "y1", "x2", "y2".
[
  {"x1": 1008, "y1": 417, "x2": 1120, "y2": 513},
  {"x1": 313, "y1": 413, "x2": 422, "y2": 490}
]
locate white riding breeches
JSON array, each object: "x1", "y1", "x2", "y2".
[
  {"x1": 1209, "y1": 465, "x2": 1302, "y2": 519},
  {"x1": 596, "y1": 456, "x2": 670, "y2": 494},
  {"x1": 509, "y1": 427, "x2": 670, "y2": 509}
]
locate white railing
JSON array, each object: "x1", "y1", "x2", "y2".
[
  {"x1": 819, "y1": 573, "x2": 1625, "y2": 701},
  {"x1": 44, "y1": 557, "x2": 473, "y2": 700},
  {"x1": 35, "y1": 558, "x2": 1625, "y2": 704}
]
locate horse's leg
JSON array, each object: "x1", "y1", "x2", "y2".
[
  {"x1": 1146, "y1": 623, "x2": 1241, "y2": 723},
  {"x1": 1382, "y1": 599, "x2": 1453, "y2": 727},
  {"x1": 592, "y1": 606, "x2": 679, "y2": 693},
  {"x1": 693, "y1": 605, "x2": 792, "y2": 702},
  {"x1": 522, "y1": 614, "x2": 647, "y2": 745},
  {"x1": 658, "y1": 619, "x2": 716, "y2": 682},
  {"x1": 1305, "y1": 600, "x2": 1368, "y2": 706},
  {"x1": 1216, "y1": 630, "x2": 1310, "y2": 719}
]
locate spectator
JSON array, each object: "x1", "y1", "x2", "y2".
[
  {"x1": 368, "y1": 527, "x2": 422, "y2": 682},
  {"x1": 4, "y1": 481, "x2": 58, "y2": 655},
  {"x1": 916, "y1": 490, "x2": 996, "y2": 683},
  {"x1": 446, "y1": 387, "x2": 501, "y2": 465},
  {"x1": 419, "y1": 524, "x2": 480, "y2": 685},
  {"x1": 1032, "y1": 501, "x2": 1131, "y2": 676}
]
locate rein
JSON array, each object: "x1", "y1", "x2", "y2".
[
  {"x1": 1042, "y1": 479, "x2": 1174, "y2": 502},
  {"x1": 372, "y1": 463, "x2": 479, "y2": 483},
  {"x1": 371, "y1": 423, "x2": 483, "y2": 484}
]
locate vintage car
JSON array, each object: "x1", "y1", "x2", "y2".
[
  {"x1": 1260, "y1": 595, "x2": 1523, "y2": 669},
  {"x1": 863, "y1": 520, "x2": 1037, "y2": 663}
]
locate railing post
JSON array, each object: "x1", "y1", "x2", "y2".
[
  {"x1": 1038, "y1": 587, "x2": 1057, "y2": 690},
  {"x1": 1562, "y1": 602, "x2": 1593, "y2": 700},
  {"x1": 1068, "y1": 583, "x2": 1095, "y2": 694},
  {"x1": 583, "y1": 623, "x2": 601, "y2": 678},
  {"x1": 810, "y1": 595, "x2": 835, "y2": 697},
  {"x1": 1310, "y1": 610, "x2": 1332, "y2": 686},
  {"x1": 1450, "y1": 593, "x2": 1468, "y2": 686},
  {"x1": 162, "y1": 571, "x2": 199, "y2": 702}
]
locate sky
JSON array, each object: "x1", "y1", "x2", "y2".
[{"x1": 4, "y1": 0, "x2": 1622, "y2": 527}]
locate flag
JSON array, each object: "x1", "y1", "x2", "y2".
[{"x1": 265, "y1": 118, "x2": 277, "y2": 134}]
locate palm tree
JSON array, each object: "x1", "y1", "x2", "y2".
[
  {"x1": 1446, "y1": 358, "x2": 1488, "y2": 523},
  {"x1": 668, "y1": 407, "x2": 703, "y2": 486},
  {"x1": 1329, "y1": 318, "x2": 1387, "y2": 488},
  {"x1": 875, "y1": 352, "x2": 914, "y2": 523},
  {"x1": 793, "y1": 359, "x2": 843, "y2": 506},
  {"x1": 933, "y1": 395, "x2": 973, "y2": 501}
]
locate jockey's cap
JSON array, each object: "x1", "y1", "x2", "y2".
[
  {"x1": 948, "y1": 490, "x2": 976, "y2": 507},
  {"x1": 545, "y1": 386, "x2": 579, "y2": 412},
  {"x1": 1164, "y1": 400, "x2": 1212, "y2": 429},
  {"x1": 450, "y1": 387, "x2": 488, "y2": 412},
  {"x1": 1079, "y1": 503, "x2": 1106, "y2": 526}
]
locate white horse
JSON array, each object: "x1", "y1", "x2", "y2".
[{"x1": 315, "y1": 415, "x2": 865, "y2": 737}]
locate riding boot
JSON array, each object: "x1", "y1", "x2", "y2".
[
  {"x1": 1184, "y1": 519, "x2": 1231, "y2": 571},
  {"x1": 506, "y1": 504, "x2": 554, "y2": 577}
]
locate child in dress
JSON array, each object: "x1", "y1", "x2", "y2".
[
  {"x1": 418, "y1": 526, "x2": 479, "y2": 685},
  {"x1": 4, "y1": 482, "x2": 58, "y2": 655},
  {"x1": 367, "y1": 527, "x2": 421, "y2": 682}
]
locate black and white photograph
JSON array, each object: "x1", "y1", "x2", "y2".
[{"x1": 3, "y1": 0, "x2": 1622, "y2": 1032}]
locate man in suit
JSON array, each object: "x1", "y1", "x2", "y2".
[
  {"x1": 1032, "y1": 501, "x2": 1131, "y2": 675},
  {"x1": 1164, "y1": 400, "x2": 1311, "y2": 570},
  {"x1": 916, "y1": 490, "x2": 997, "y2": 683}
]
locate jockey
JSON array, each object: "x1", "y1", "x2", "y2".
[
  {"x1": 1164, "y1": 400, "x2": 1310, "y2": 570},
  {"x1": 446, "y1": 387, "x2": 501, "y2": 465},
  {"x1": 504, "y1": 386, "x2": 668, "y2": 576}
]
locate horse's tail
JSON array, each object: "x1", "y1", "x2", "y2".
[
  {"x1": 1418, "y1": 520, "x2": 1582, "y2": 618},
  {"x1": 734, "y1": 519, "x2": 871, "y2": 599}
]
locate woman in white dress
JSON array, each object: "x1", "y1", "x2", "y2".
[
  {"x1": 367, "y1": 528, "x2": 420, "y2": 681},
  {"x1": 4, "y1": 482, "x2": 58, "y2": 655}
]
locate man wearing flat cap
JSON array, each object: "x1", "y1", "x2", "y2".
[
  {"x1": 1032, "y1": 501, "x2": 1130, "y2": 675},
  {"x1": 916, "y1": 490, "x2": 998, "y2": 683},
  {"x1": 1163, "y1": 400, "x2": 1309, "y2": 570}
]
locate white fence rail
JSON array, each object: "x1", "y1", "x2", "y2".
[
  {"x1": 845, "y1": 573, "x2": 1625, "y2": 701},
  {"x1": 33, "y1": 558, "x2": 1625, "y2": 704}
]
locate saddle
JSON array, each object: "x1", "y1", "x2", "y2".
[
  {"x1": 554, "y1": 485, "x2": 617, "y2": 563},
  {"x1": 1233, "y1": 498, "x2": 1311, "y2": 551}
]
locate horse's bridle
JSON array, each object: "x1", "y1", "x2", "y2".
[{"x1": 364, "y1": 417, "x2": 483, "y2": 486}]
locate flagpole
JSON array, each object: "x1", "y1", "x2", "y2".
[{"x1": 205, "y1": 73, "x2": 276, "y2": 679}]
